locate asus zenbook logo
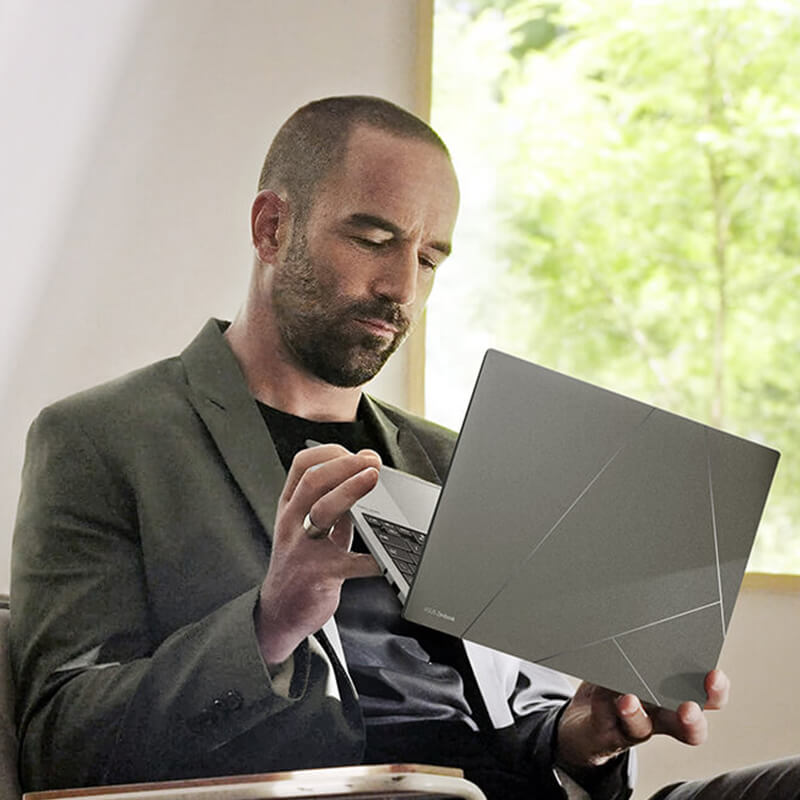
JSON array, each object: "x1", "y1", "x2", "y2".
[{"x1": 424, "y1": 607, "x2": 455, "y2": 622}]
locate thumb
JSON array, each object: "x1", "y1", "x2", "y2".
[{"x1": 340, "y1": 551, "x2": 382, "y2": 580}]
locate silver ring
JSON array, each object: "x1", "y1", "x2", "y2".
[{"x1": 303, "y1": 512, "x2": 331, "y2": 539}]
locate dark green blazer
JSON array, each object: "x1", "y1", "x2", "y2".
[{"x1": 11, "y1": 319, "x2": 577, "y2": 793}]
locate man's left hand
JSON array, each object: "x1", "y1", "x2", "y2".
[{"x1": 555, "y1": 669, "x2": 730, "y2": 770}]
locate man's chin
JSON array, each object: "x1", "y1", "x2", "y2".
[
  {"x1": 315, "y1": 342, "x2": 398, "y2": 387},
  {"x1": 324, "y1": 356, "x2": 391, "y2": 387}
]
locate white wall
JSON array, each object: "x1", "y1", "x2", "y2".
[{"x1": 1, "y1": 0, "x2": 427, "y2": 592}]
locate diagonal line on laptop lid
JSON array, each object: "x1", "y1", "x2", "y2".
[
  {"x1": 463, "y1": 407, "x2": 655, "y2": 640},
  {"x1": 539, "y1": 600, "x2": 721, "y2": 661},
  {"x1": 706, "y1": 429, "x2": 727, "y2": 637},
  {"x1": 612, "y1": 638, "x2": 660, "y2": 705}
]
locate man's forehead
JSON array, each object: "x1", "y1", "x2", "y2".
[
  {"x1": 315, "y1": 125, "x2": 459, "y2": 232},
  {"x1": 340, "y1": 124, "x2": 452, "y2": 180}
]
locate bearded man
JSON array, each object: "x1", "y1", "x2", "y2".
[{"x1": 11, "y1": 96, "x2": 799, "y2": 800}]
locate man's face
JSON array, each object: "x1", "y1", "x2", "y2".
[{"x1": 271, "y1": 125, "x2": 459, "y2": 387}]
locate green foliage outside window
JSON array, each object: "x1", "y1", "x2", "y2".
[{"x1": 428, "y1": 0, "x2": 800, "y2": 572}]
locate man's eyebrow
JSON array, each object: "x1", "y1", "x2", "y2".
[{"x1": 345, "y1": 213, "x2": 452, "y2": 257}]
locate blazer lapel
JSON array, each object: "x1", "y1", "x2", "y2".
[
  {"x1": 180, "y1": 319, "x2": 286, "y2": 541},
  {"x1": 179, "y1": 320, "x2": 363, "y2": 692}
]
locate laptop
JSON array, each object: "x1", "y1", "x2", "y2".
[{"x1": 350, "y1": 349, "x2": 780, "y2": 710}]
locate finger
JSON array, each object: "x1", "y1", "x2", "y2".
[
  {"x1": 615, "y1": 694, "x2": 654, "y2": 744},
  {"x1": 281, "y1": 443, "x2": 351, "y2": 505},
  {"x1": 303, "y1": 464, "x2": 380, "y2": 530},
  {"x1": 286, "y1": 451, "x2": 380, "y2": 524},
  {"x1": 648, "y1": 700, "x2": 708, "y2": 746},
  {"x1": 704, "y1": 669, "x2": 730, "y2": 710},
  {"x1": 336, "y1": 551, "x2": 382, "y2": 580},
  {"x1": 328, "y1": 515, "x2": 354, "y2": 551},
  {"x1": 674, "y1": 702, "x2": 708, "y2": 745}
]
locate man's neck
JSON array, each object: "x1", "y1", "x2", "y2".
[{"x1": 224, "y1": 312, "x2": 362, "y2": 423}]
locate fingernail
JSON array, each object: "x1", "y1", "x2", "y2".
[
  {"x1": 619, "y1": 697, "x2": 642, "y2": 716},
  {"x1": 684, "y1": 704, "x2": 702, "y2": 723}
]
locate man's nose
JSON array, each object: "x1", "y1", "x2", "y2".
[{"x1": 374, "y1": 247, "x2": 418, "y2": 306}]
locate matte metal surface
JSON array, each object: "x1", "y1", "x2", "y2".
[{"x1": 402, "y1": 350, "x2": 779, "y2": 709}]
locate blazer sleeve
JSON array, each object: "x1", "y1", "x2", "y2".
[{"x1": 11, "y1": 405, "x2": 361, "y2": 790}]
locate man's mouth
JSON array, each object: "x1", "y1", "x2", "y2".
[{"x1": 354, "y1": 317, "x2": 401, "y2": 338}]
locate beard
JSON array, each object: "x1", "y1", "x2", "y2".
[{"x1": 271, "y1": 230, "x2": 411, "y2": 387}]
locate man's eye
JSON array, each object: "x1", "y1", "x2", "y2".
[
  {"x1": 355, "y1": 236, "x2": 388, "y2": 249},
  {"x1": 419, "y1": 255, "x2": 438, "y2": 270}
]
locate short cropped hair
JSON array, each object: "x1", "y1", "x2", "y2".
[{"x1": 257, "y1": 95, "x2": 450, "y2": 220}]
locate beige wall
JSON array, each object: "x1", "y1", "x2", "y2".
[{"x1": 1, "y1": 0, "x2": 428, "y2": 593}]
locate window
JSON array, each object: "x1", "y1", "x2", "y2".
[{"x1": 427, "y1": 0, "x2": 800, "y2": 573}]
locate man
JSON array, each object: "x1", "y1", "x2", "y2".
[{"x1": 10, "y1": 96, "x2": 799, "y2": 799}]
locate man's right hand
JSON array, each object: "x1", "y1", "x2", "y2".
[{"x1": 254, "y1": 444, "x2": 382, "y2": 666}]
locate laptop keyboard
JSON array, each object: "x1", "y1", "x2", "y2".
[{"x1": 361, "y1": 513, "x2": 427, "y2": 584}]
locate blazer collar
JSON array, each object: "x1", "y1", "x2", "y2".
[{"x1": 180, "y1": 319, "x2": 287, "y2": 541}]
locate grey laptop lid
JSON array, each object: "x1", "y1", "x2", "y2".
[{"x1": 402, "y1": 349, "x2": 779, "y2": 709}]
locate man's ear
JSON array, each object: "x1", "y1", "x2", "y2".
[{"x1": 251, "y1": 190, "x2": 288, "y2": 263}]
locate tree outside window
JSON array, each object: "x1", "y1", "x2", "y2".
[{"x1": 428, "y1": 0, "x2": 800, "y2": 572}]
